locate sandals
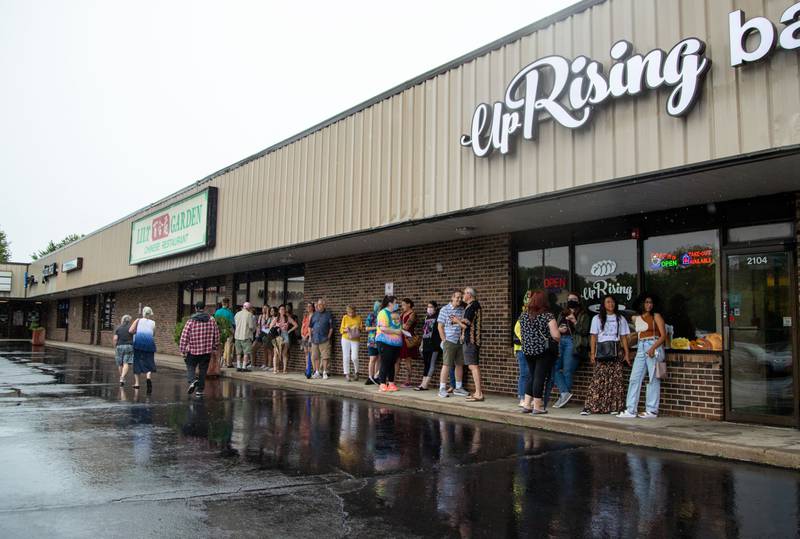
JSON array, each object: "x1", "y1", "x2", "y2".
[
  {"x1": 413, "y1": 386, "x2": 428, "y2": 391},
  {"x1": 465, "y1": 395, "x2": 484, "y2": 402}
]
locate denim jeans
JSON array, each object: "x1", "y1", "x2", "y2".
[
  {"x1": 543, "y1": 335, "x2": 577, "y2": 406},
  {"x1": 516, "y1": 351, "x2": 530, "y2": 399},
  {"x1": 625, "y1": 338, "x2": 661, "y2": 414},
  {"x1": 185, "y1": 353, "x2": 210, "y2": 391},
  {"x1": 553, "y1": 335, "x2": 579, "y2": 394}
]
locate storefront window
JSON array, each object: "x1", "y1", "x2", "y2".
[
  {"x1": 57, "y1": 300, "x2": 69, "y2": 329},
  {"x1": 644, "y1": 230, "x2": 720, "y2": 349},
  {"x1": 575, "y1": 239, "x2": 637, "y2": 314},
  {"x1": 287, "y1": 275, "x2": 304, "y2": 310},
  {"x1": 248, "y1": 272, "x2": 266, "y2": 308},
  {"x1": 517, "y1": 247, "x2": 570, "y2": 312},
  {"x1": 81, "y1": 295, "x2": 97, "y2": 330},
  {"x1": 235, "y1": 276, "x2": 248, "y2": 308},
  {"x1": 100, "y1": 293, "x2": 115, "y2": 330},
  {"x1": 267, "y1": 269, "x2": 285, "y2": 306}
]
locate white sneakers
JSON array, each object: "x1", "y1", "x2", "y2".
[
  {"x1": 322, "y1": 372, "x2": 329, "y2": 380},
  {"x1": 618, "y1": 410, "x2": 658, "y2": 419}
]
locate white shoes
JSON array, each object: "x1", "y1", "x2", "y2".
[
  {"x1": 638, "y1": 411, "x2": 658, "y2": 419},
  {"x1": 322, "y1": 372, "x2": 329, "y2": 380},
  {"x1": 311, "y1": 371, "x2": 321, "y2": 379},
  {"x1": 617, "y1": 410, "x2": 637, "y2": 418}
]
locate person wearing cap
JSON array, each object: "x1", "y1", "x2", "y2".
[
  {"x1": 234, "y1": 302, "x2": 257, "y2": 371},
  {"x1": 179, "y1": 301, "x2": 220, "y2": 398}
]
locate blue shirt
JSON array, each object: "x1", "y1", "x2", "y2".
[
  {"x1": 310, "y1": 310, "x2": 333, "y2": 344},
  {"x1": 214, "y1": 307, "x2": 235, "y2": 327},
  {"x1": 437, "y1": 303, "x2": 465, "y2": 344}
]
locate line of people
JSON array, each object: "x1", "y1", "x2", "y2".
[
  {"x1": 123, "y1": 287, "x2": 666, "y2": 413},
  {"x1": 515, "y1": 290, "x2": 666, "y2": 418}
]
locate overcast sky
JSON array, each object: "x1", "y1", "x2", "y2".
[{"x1": 0, "y1": 0, "x2": 579, "y2": 262}]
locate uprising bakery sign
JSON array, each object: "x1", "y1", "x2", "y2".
[{"x1": 460, "y1": 2, "x2": 800, "y2": 158}]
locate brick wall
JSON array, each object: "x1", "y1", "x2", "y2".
[
  {"x1": 113, "y1": 283, "x2": 181, "y2": 355},
  {"x1": 294, "y1": 233, "x2": 515, "y2": 391}
]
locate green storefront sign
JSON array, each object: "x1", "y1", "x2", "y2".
[{"x1": 129, "y1": 187, "x2": 217, "y2": 264}]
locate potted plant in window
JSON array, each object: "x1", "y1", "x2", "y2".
[{"x1": 30, "y1": 321, "x2": 46, "y2": 346}]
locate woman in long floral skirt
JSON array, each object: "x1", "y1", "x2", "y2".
[{"x1": 581, "y1": 295, "x2": 630, "y2": 415}]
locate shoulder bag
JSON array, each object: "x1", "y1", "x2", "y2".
[{"x1": 595, "y1": 314, "x2": 621, "y2": 362}]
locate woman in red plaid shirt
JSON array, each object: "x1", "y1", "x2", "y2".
[{"x1": 179, "y1": 301, "x2": 220, "y2": 398}]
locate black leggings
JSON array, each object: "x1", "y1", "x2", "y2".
[
  {"x1": 422, "y1": 349, "x2": 439, "y2": 378},
  {"x1": 378, "y1": 343, "x2": 402, "y2": 384},
  {"x1": 525, "y1": 350, "x2": 555, "y2": 399}
]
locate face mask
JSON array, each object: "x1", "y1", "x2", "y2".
[
  {"x1": 567, "y1": 300, "x2": 579, "y2": 309},
  {"x1": 392, "y1": 304, "x2": 399, "y2": 312},
  {"x1": 427, "y1": 307, "x2": 435, "y2": 315}
]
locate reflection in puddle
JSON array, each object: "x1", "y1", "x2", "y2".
[{"x1": 0, "y1": 344, "x2": 799, "y2": 538}]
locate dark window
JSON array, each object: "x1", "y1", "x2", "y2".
[
  {"x1": 81, "y1": 295, "x2": 97, "y2": 331},
  {"x1": 517, "y1": 247, "x2": 570, "y2": 312},
  {"x1": 100, "y1": 293, "x2": 115, "y2": 330},
  {"x1": 234, "y1": 275, "x2": 248, "y2": 308},
  {"x1": 267, "y1": 268, "x2": 285, "y2": 306},
  {"x1": 287, "y1": 275, "x2": 304, "y2": 311},
  {"x1": 575, "y1": 239, "x2": 638, "y2": 315},
  {"x1": 643, "y1": 229, "x2": 720, "y2": 347},
  {"x1": 57, "y1": 300, "x2": 69, "y2": 329},
  {"x1": 249, "y1": 271, "x2": 266, "y2": 308}
]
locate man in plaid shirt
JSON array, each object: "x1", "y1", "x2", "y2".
[{"x1": 180, "y1": 301, "x2": 220, "y2": 398}]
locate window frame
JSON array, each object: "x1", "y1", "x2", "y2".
[
  {"x1": 81, "y1": 295, "x2": 97, "y2": 331},
  {"x1": 100, "y1": 293, "x2": 116, "y2": 331}
]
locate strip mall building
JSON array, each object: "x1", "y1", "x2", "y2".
[{"x1": 11, "y1": 0, "x2": 800, "y2": 427}]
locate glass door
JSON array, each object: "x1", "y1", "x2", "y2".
[{"x1": 725, "y1": 248, "x2": 797, "y2": 426}]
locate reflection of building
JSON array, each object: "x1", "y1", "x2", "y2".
[{"x1": 22, "y1": 1, "x2": 800, "y2": 427}]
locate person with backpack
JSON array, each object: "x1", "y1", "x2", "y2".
[
  {"x1": 581, "y1": 294, "x2": 631, "y2": 415},
  {"x1": 518, "y1": 290, "x2": 561, "y2": 414}
]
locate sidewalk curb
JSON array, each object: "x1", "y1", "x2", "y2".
[{"x1": 44, "y1": 340, "x2": 800, "y2": 470}]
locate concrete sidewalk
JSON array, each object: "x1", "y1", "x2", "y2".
[{"x1": 44, "y1": 340, "x2": 800, "y2": 469}]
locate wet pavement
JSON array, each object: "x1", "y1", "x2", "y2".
[{"x1": 1, "y1": 344, "x2": 799, "y2": 538}]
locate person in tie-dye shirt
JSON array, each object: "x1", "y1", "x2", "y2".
[{"x1": 376, "y1": 295, "x2": 403, "y2": 392}]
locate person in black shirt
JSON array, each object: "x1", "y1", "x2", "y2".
[
  {"x1": 454, "y1": 287, "x2": 485, "y2": 402},
  {"x1": 415, "y1": 301, "x2": 442, "y2": 391}
]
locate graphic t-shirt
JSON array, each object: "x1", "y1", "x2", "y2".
[
  {"x1": 590, "y1": 314, "x2": 631, "y2": 342},
  {"x1": 422, "y1": 314, "x2": 441, "y2": 352},
  {"x1": 365, "y1": 312, "x2": 378, "y2": 347}
]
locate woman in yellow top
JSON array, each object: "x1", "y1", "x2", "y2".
[{"x1": 340, "y1": 305, "x2": 364, "y2": 381}]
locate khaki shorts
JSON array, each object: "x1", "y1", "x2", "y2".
[
  {"x1": 311, "y1": 340, "x2": 332, "y2": 361},
  {"x1": 442, "y1": 340, "x2": 464, "y2": 367},
  {"x1": 235, "y1": 339, "x2": 253, "y2": 355}
]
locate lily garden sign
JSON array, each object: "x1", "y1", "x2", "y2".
[
  {"x1": 460, "y1": 2, "x2": 800, "y2": 158},
  {"x1": 129, "y1": 187, "x2": 217, "y2": 265}
]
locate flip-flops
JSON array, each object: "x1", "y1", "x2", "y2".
[{"x1": 465, "y1": 395, "x2": 485, "y2": 402}]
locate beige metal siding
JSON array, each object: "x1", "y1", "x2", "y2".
[
  {"x1": 0, "y1": 263, "x2": 28, "y2": 299},
  {"x1": 27, "y1": 0, "x2": 800, "y2": 296}
]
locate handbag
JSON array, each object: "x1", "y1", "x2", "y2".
[
  {"x1": 655, "y1": 360, "x2": 668, "y2": 379},
  {"x1": 595, "y1": 340, "x2": 619, "y2": 362},
  {"x1": 654, "y1": 346, "x2": 667, "y2": 379},
  {"x1": 405, "y1": 334, "x2": 421, "y2": 348},
  {"x1": 595, "y1": 313, "x2": 622, "y2": 362}
]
